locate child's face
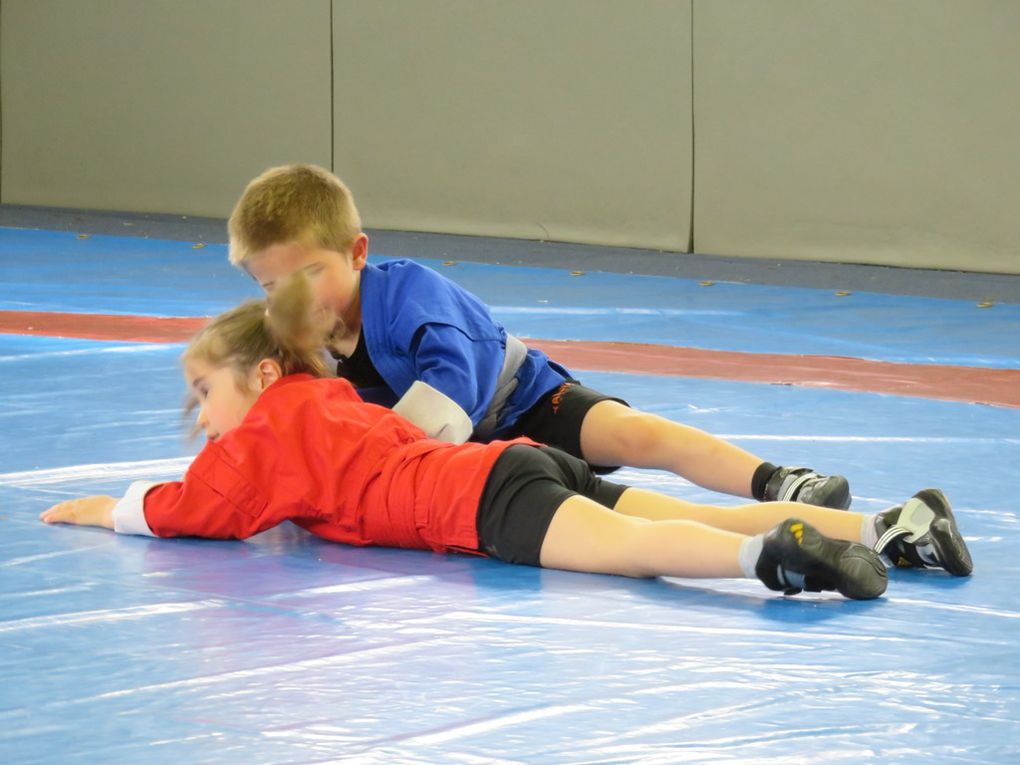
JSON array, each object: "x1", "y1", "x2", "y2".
[
  {"x1": 245, "y1": 237, "x2": 368, "y2": 337},
  {"x1": 184, "y1": 358, "x2": 262, "y2": 442}
]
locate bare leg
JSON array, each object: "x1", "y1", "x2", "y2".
[
  {"x1": 538, "y1": 495, "x2": 746, "y2": 578},
  {"x1": 612, "y1": 487, "x2": 864, "y2": 542},
  {"x1": 579, "y1": 400, "x2": 763, "y2": 497}
]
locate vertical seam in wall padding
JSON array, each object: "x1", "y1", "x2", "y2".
[
  {"x1": 0, "y1": 0, "x2": 5, "y2": 203},
  {"x1": 329, "y1": 0, "x2": 335, "y2": 172},
  {"x1": 687, "y1": 0, "x2": 695, "y2": 254}
]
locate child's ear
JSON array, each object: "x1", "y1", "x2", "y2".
[
  {"x1": 351, "y1": 233, "x2": 369, "y2": 270},
  {"x1": 255, "y1": 359, "x2": 283, "y2": 390}
]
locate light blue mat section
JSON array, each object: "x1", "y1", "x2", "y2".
[{"x1": 1, "y1": 229, "x2": 1017, "y2": 764}]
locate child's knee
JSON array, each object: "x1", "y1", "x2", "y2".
[{"x1": 538, "y1": 499, "x2": 652, "y2": 575}]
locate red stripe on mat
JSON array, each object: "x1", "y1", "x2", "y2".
[
  {"x1": 532, "y1": 339, "x2": 1020, "y2": 409},
  {"x1": 2, "y1": 311, "x2": 206, "y2": 343},
  {"x1": 2, "y1": 310, "x2": 1018, "y2": 408}
]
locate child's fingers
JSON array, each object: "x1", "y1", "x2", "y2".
[
  {"x1": 40, "y1": 500, "x2": 79, "y2": 524},
  {"x1": 40, "y1": 503, "x2": 65, "y2": 523},
  {"x1": 40, "y1": 495, "x2": 116, "y2": 528}
]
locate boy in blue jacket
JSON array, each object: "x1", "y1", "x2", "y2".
[{"x1": 227, "y1": 164, "x2": 849, "y2": 509}]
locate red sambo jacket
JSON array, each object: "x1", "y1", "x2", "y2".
[{"x1": 111, "y1": 374, "x2": 522, "y2": 553}]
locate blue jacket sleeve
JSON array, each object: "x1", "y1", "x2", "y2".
[{"x1": 409, "y1": 323, "x2": 504, "y2": 427}]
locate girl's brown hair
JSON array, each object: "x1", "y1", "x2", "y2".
[{"x1": 183, "y1": 271, "x2": 329, "y2": 389}]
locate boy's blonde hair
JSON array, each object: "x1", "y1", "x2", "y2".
[
  {"x1": 182, "y1": 272, "x2": 329, "y2": 388},
  {"x1": 228, "y1": 164, "x2": 362, "y2": 266}
]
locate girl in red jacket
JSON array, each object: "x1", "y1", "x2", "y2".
[{"x1": 39, "y1": 279, "x2": 972, "y2": 600}]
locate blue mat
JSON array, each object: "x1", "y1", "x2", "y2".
[{"x1": 1, "y1": 227, "x2": 1018, "y2": 764}]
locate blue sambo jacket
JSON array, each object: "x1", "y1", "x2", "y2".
[{"x1": 358, "y1": 259, "x2": 570, "y2": 436}]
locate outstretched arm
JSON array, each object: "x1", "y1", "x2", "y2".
[
  {"x1": 38, "y1": 477, "x2": 276, "y2": 539},
  {"x1": 40, "y1": 481, "x2": 168, "y2": 535},
  {"x1": 40, "y1": 495, "x2": 116, "y2": 529},
  {"x1": 38, "y1": 450, "x2": 285, "y2": 540}
]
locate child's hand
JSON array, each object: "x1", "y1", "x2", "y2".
[{"x1": 40, "y1": 496, "x2": 116, "y2": 529}]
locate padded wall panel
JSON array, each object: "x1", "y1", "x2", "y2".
[
  {"x1": 332, "y1": 0, "x2": 693, "y2": 252},
  {"x1": 0, "y1": 0, "x2": 332, "y2": 217},
  {"x1": 694, "y1": 0, "x2": 1020, "y2": 273}
]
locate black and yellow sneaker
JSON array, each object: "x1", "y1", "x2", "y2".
[
  {"x1": 875, "y1": 489, "x2": 973, "y2": 576},
  {"x1": 764, "y1": 466, "x2": 852, "y2": 510},
  {"x1": 756, "y1": 518, "x2": 888, "y2": 600}
]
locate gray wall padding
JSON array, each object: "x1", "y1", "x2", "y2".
[
  {"x1": 693, "y1": 0, "x2": 1020, "y2": 274},
  {"x1": 0, "y1": 0, "x2": 333, "y2": 216},
  {"x1": 331, "y1": 0, "x2": 694, "y2": 252},
  {"x1": 1, "y1": 0, "x2": 1016, "y2": 273}
]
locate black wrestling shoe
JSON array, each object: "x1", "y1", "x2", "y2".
[
  {"x1": 756, "y1": 518, "x2": 888, "y2": 600},
  {"x1": 764, "y1": 466, "x2": 852, "y2": 510},
  {"x1": 875, "y1": 489, "x2": 973, "y2": 577}
]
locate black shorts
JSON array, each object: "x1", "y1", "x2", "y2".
[
  {"x1": 476, "y1": 444, "x2": 629, "y2": 566},
  {"x1": 499, "y1": 381, "x2": 628, "y2": 472}
]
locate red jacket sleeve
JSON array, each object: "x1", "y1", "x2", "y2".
[{"x1": 142, "y1": 447, "x2": 286, "y2": 539}]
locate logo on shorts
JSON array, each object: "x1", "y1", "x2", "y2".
[{"x1": 550, "y1": 382, "x2": 573, "y2": 414}]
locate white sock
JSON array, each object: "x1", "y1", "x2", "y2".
[
  {"x1": 738, "y1": 534, "x2": 764, "y2": 579},
  {"x1": 860, "y1": 514, "x2": 880, "y2": 550}
]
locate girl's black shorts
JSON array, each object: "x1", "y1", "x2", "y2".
[{"x1": 476, "y1": 444, "x2": 629, "y2": 566}]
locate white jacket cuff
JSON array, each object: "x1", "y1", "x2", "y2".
[
  {"x1": 392, "y1": 381, "x2": 473, "y2": 444},
  {"x1": 112, "y1": 480, "x2": 160, "y2": 536}
]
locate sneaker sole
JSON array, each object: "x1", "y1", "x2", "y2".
[
  {"x1": 780, "y1": 520, "x2": 888, "y2": 600},
  {"x1": 832, "y1": 544, "x2": 889, "y2": 599}
]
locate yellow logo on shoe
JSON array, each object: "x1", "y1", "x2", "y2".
[{"x1": 791, "y1": 522, "x2": 804, "y2": 544}]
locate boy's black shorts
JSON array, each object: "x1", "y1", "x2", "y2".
[
  {"x1": 476, "y1": 444, "x2": 629, "y2": 566},
  {"x1": 498, "y1": 380, "x2": 628, "y2": 472}
]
